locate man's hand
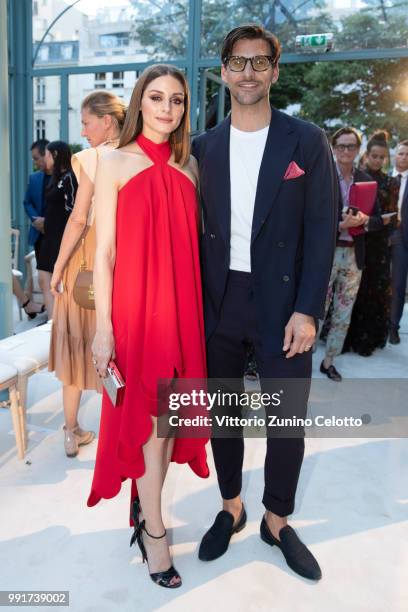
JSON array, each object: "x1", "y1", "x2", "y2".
[
  {"x1": 339, "y1": 210, "x2": 366, "y2": 230},
  {"x1": 32, "y1": 216, "x2": 45, "y2": 233},
  {"x1": 283, "y1": 312, "x2": 316, "y2": 359}
]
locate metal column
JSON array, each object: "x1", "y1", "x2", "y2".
[
  {"x1": 60, "y1": 73, "x2": 69, "y2": 142},
  {"x1": 7, "y1": 0, "x2": 33, "y2": 272},
  {"x1": 0, "y1": 0, "x2": 13, "y2": 337},
  {"x1": 187, "y1": 0, "x2": 202, "y2": 132}
]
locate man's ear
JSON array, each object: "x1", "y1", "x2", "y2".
[
  {"x1": 272, "y1": 64, "x2": 279, "y2": 85},
  {"x1": 221, "y1": 63, "x2": 228, "y2": 85}
]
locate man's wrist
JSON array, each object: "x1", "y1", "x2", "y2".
[{"x1": 294, "y1": 311, "x2": 314, "y2": 322}]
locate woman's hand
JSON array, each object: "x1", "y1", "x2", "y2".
[
  {"x1": 50, "y1": 268, "x2": 63, "y2": 297},
  {"x1": 92, "y1": 329, "x2": 115, "y2": 378}
]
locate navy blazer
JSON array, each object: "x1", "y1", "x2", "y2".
[
  {"x1": 401, "y1": 178, "x2": 408, "y2": 247},
  {"x1": 336, "y1": 167, "x2": 384, "y2": 270},
  {"x1": 23, "y1": 171, "x2": 46, "y2": 246},
  {"x1": 192, "y1": 109, "x2": 339, "y2": 355}
]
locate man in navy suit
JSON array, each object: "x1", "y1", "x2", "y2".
[
  {"x1": 23, "y1": 139, "x2": 50, "y2": 261},
  {"x1": 192, "y1": 25, "x2": 338, "y2": 580},
  {"x1": 390, "y1": 140, "x2": 408, "y2": 344}
]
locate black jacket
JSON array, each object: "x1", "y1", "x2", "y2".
[{"x1": 336, "y1": 167, "x2": 384, "y2": 270}]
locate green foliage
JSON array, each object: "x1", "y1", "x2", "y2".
[
  {"x1": 129, "y1": 0, "x2": 408, "y2": 137},
  {"x1": 337, "y1": 11, "x2": 408, "y2": 50},
  {"x1": 271, "y1": 63, "x2": 314, "y2": 109},
  {"x1": 69, "y1": 143, "x2": 83, "y2": 155},
  {"x1": 299, "y1": 58, "x2": 408, "y2": 140}
]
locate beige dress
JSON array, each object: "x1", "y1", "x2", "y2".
[{"x1": 49, "y1": 143, "x2": 115, "y2": 392}]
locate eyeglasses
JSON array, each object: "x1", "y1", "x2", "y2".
[
  {"x1": 225, "y1": 55, "x2": 275, "y2": 72},
  {"x1": 335, "y1": 144, "x2": 359, "y2": 152}
]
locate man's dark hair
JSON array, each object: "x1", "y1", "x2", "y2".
[
  {"x1": 46, "y1": 140, "x2": 73, "y2": 186},
  {"x1": 397, "y1": 139, "x2": 408, "y2": 148},
  {"x1": 31, "y1": 139, "x2": 49, "y2": 155},
  {"x1": 331, "y1": 127, "x2": 362, "y2": 148},
  {"x1": 221, "y1": 24, "x2": 281, "y2": 67}
]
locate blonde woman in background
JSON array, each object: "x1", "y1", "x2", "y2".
[{"x1": 49, "y1": 91, "x2": 126, "y2": 458}]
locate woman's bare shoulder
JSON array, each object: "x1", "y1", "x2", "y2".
[{"x1": 97, "y1": 148, "x2": 123, "y2": 164}]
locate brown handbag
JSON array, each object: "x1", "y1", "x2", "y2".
[{"x1": 73, "y1": 232, "x2": 95, "y2": 310}]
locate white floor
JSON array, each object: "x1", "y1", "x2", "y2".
[{"x1": 0, "y1": 307, "x2": 407, "y2": 612}]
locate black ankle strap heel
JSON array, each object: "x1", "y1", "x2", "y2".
[{"x1": 129, "y1": 503, "x2": 182, "y2": 589}]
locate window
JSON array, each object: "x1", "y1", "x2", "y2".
[
  {"x1": 38, "y1": 46, "x2": 49, "y2": 62},
  {"x1": 35, "y1": 78, "x2": 46, "y2": 104},
  {"x1": 61, "y1": 44, "x2": 73, "y2": 60},
  {"x1": 112, "y1": 71, "x2": 124, "y2": 89},
  {"x1": 95, "y1": 72, "x2": 106, "y2": 89},
  {"x1": 35, "y1": 119, "x2": 46, "y2": 140},
  {"x1": 99, "y1": 33, "x2": 129, "y2": 49},
  {"x1": 33, "y1": 1, "x2": 38, "y2": 16}
]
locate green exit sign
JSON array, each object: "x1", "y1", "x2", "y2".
[{"x1": 295, "y1": 33, "x2": 334, "y2": 51}]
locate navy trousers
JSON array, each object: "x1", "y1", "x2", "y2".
[
  {"x1": 206, "y1": 270, "x2": 312, "y2": 517},
  {"x1": 390, "y1": 229, "x2": 408, "y2": 331}
]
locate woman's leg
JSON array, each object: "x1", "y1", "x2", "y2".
[
  {"x1": 12, "y1": 275, "x2": 44, "y2": 316},
  {"x1": 62, "y1": 385, "x2": 95, "y2": 457},
  {"x1": 63, "y1": 385, "x2": 82, "y2": 429},
  {"x1": 38, "y1": 270, "x2": 54, "y2": 319},
  {"x1": 136, "y1": 418, "x2": 180, "y2": 585},
  {"x1": 12, "y1": 275, "x2": 27, "y2": 303}
]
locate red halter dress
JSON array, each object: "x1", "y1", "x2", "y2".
[{"x1": 87, "y1": 133, "x2": 209, "y2": 522}]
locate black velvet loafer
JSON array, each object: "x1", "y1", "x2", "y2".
[
  {"x1": 389, "y1": 329, "x2": 400, "y2": 345},
  {"x1": 198, "y1": 504, "x2": 247, "y2": 561},
  {"x1": 320, "y1": 360, "x2": 342, "y2": 382},
  {"x1": 260, "y1": 517, "x2": 322, "y2": 581}
]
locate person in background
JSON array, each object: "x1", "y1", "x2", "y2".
[
  {"x1": 23, "y1": 139, "x2": 51, "y2": 309},
  {"x1": 49, "y1": 91, "x2": 126, "y2": 458},
  {"x1": 389, "y1": 139, "x2": 408, "y2": 344},
  {"x1": 343, "y1": 130, "x2": 398, "y2": 355},
  {"x1": 12, "y1": 274, "x2": 44, "y2": 319},
  {"x1": 319, "y1": 127, "x2": 386, "y2": 381},
  {"x1": 36, "y1": 141, "x2": 77, "y2": 318}
]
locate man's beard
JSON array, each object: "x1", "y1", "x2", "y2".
[{"x1": 230, "y1": 83, "x2": 266, "y2": 107}]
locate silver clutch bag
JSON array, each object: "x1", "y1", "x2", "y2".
[{"x1": 102, "y1": 360, "x2": 125, "y2": 407}]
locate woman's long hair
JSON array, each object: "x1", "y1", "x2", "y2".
[
  {"x1": 119, "y1": 64, "x2": 190, "y2": 166},
  {"x1": 46, "y1": 140, "x2": 73, "y2": 186}
]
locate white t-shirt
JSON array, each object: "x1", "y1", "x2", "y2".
[{"x1": 229, "y1": 124, "x2": 269, "y2": 272}]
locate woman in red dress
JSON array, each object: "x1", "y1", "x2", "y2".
[{"x1": 90, "y1": 65, "x2": 209, "y2": 589}]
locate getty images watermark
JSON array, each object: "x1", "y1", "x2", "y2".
[
  {"x1": 166, "y1": 389, "x2": 364, "y2": 429},
  {"x1": 156, "y1": 378, "x2": 408, "y2": 439}
]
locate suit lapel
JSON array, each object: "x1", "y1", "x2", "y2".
[
  {"x1": 251, "y1": 109, "x2": 299, "y2": 243},
  {"x1": 402, "y1": 179, "x2": 408, "y2": 217},
  {"x1": 206, "y1": 116, "x2": 231, "y2": 247},
  {"x1": 402, "y1": 180, "x2": 408, "y2": 244}
]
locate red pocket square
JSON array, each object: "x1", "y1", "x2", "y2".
[{"x1": 284, "y1": 161, "x2": 305, "y2": 180}]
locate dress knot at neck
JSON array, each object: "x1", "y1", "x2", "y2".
[{"x1": 136, "y1": 133, "x2": 172, "y2": 164}]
